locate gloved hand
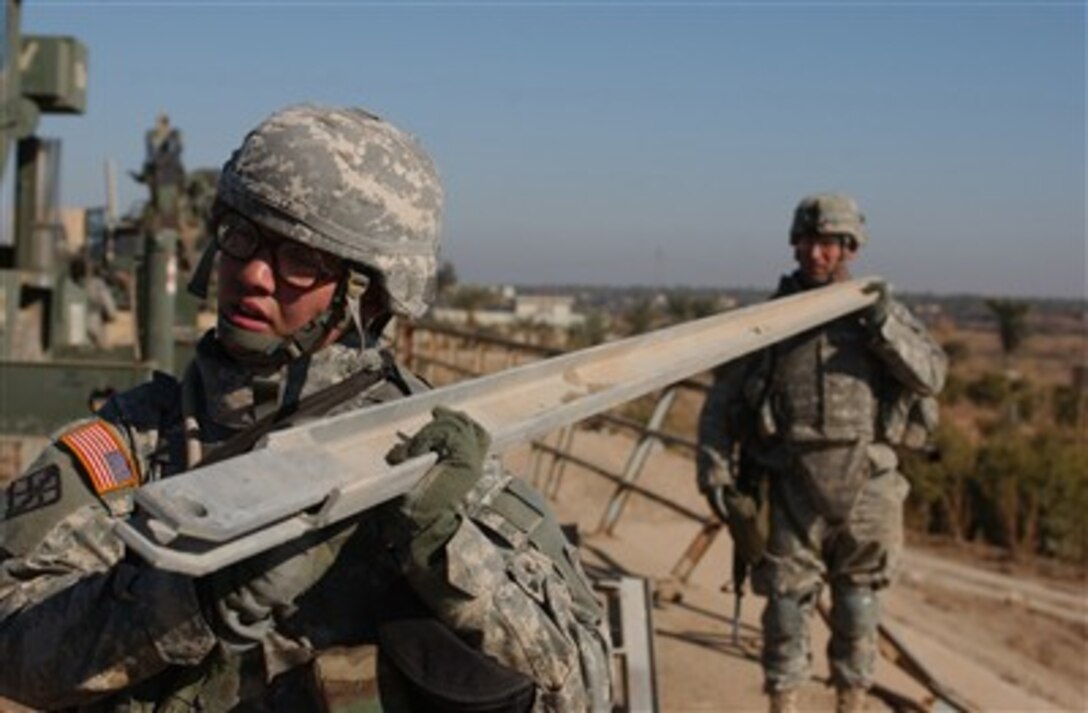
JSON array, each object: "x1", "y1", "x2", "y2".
[
  {"x1": 862, "y1": 279, "x2": 892, "y2": 330},
  {"x1": 201, "y1": 520, "x2": 357, "y2": 651},
  {"x1": 696, "y1": 445, "x2": 736, "y2": 494},
  {"x1": 703, "y1": 484, "x2": 732, "y2": 522},
  {"x1": 384, "y1": 407, "x2": 491, "y2": 568},
  {"x1": 706, "y1": 485, "x2": 766, "y2": 565}
]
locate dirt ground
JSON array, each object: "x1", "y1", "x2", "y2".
[
  {"x1": 889, "y1": 574, "x2": 1086, "y2": 710},
  {"x1": 505, "y1": 426, "x2": 1087, "y2": 712},
  {"x1": 935, "y1": 324, "x2": 1085, "y2": 390}
]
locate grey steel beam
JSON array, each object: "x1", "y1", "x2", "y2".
[
  {"x1": 116, "y1": 278, "x2": 877, "y2": 575},
  {"x1": 597, "y1": 386, "x2": 677, "y2": 535}
]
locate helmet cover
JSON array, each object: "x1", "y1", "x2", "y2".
[
  {"x1": 789, "y1": 193, "x2": 868, "y2": 248},
  {"x1": 216, "y1": 104, "x2": 443, "y2": 317}
]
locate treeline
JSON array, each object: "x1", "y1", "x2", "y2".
[
  {"x1": 901, "y1": 367, "x2": 1087, "y2": 564},
  {"x1": 903, "y1": 420, "x2": 1086, "y2": 562}
]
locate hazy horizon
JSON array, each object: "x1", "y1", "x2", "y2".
[{"x1": 462, "y1": 276, "x2": 1088, "y2": 306}]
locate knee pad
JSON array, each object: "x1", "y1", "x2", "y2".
[
  {"x1": 830, "y1": 585, "x2": 878, "y2": 640},
  {"x1": 763, "y1": 594, "x2": 807, "y2": 643}
]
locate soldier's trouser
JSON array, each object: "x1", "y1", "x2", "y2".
[
  {"x1": 761, "y1": 590, "x2": 817, "y2": 692},
  {"x1": 753, "y1": 469, "x2": 908, "y2": 692},
  {"x1": 828, "y1": 583, "x2": 879, "y2": 689}
]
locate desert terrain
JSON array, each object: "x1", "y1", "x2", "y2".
[{"x1": 504, "y1": 423, "x2": 1085, "y2": 711}]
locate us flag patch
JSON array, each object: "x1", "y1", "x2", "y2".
[{"x1": 59, "y1": 421, "x2": 138, "y2": 495}]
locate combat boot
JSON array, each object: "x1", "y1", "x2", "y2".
[
  {"x1": 768, "y1": 688, "x2": 799, "y2": 713},
  {"x1": 835, "y1": 686, "x2": 867, "y2": 713}
]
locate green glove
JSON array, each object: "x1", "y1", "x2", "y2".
[
  {"x1": 202, "y1": 519, "x2": 358, "y2": 650},
  {"x1": 862, "y1": 279, "x2": 892, "y2": 330},
  {"x1": 384, "y1": 407, "x2": 491, "y2": 566},
  {"x1": 706, "y1": 485, "x2": 766, "y2": 565},
  {"x1": 697, "y1": 445, "x2": 736, "y2": 494}
]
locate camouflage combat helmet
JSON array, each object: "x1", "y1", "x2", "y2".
[
  {"x1": 216, "y1": 103, "x2": 443, "y2": 318},
  {"x1": 189, "y1": 104, "x2": 443, "y2": 366},
  {"x1": 789, "y1": 193, "x2": 868, "y2": 248}
]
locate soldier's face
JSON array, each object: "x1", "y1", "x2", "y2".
[
  {"x1": 794, "y1": 234, "x2": 855, "y2": 284},
  {"x1": 217, "y1": 225, "x2": 343, "y2": 349}
]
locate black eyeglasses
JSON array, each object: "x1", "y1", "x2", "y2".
[{"x1": 215, "y1": 212, "x2": 344, "y2": 289}]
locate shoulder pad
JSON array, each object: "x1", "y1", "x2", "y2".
[
  {"x1": 57, "y1": 419, "x2": 139, "y2": 496},
  {"x1": 98, "y1": 371, "x2": 181, "y2": 431},
  {"x1": 151, "y1": 370, "x2": 182, "y2": 409}
]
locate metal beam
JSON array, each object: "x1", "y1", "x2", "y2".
[{"x1": 116, "y1": 278, "x2": 877, "y2": 575}]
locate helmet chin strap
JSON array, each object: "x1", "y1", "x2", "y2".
[
  {"x1": 216, "y1": 275, "x2": 355, "y2": 370},
  {"x1": 190, "y1": 234, "x2": 389, "y2": 368},
  {"x1": 188, "y1": 241, "x2": 218, "y2": 299},
  {"x1": 344, "y1": 269, "x2": 395, "y2": 347},
  {"x1": 216, "y1": 269, "x2": 383, "y2": 370}
]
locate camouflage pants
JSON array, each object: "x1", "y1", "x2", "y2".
[{"x1": 752, "y1": 467, "x2": 909, "y2": 691}]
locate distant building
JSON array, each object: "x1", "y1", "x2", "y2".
[
  {"x1": 514, "y1": 295, "x2": 582, "y2": 328},
  {"x1": 718, "y1": 295, "x2": 739, "y2": 310},
  {"x1": 432, "y1": 292, "x2": 585, "y2": 330},
  {"x1": 913, "y1": 301, "x2": 944, "y2": 327}
]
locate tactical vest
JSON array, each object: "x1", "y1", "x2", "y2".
[
  {"x1": 768, "y1": 315, "x2": 881, "y2": 444},
  {"x1": 758, "y1": 284, "x2": 886, "y2": 522}
]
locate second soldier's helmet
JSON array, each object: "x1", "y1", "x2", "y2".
[
  {"x1": 215, "y1": 103, "x2": 443, "y2": 319},
  {"x1": 789, "y1": 193, "x2": 868, "y2": 248}
]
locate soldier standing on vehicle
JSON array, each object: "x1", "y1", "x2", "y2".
[
  {"x1": 132, "y1": 112, "x2": 186, "y2": 226},
  {"x1": 697, "y1": 193, "x2": 946, "y2": 713},
  {"x1": 1, "y1": 104, "x2": 611, "y2": 712}
]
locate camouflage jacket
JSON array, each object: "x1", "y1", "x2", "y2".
[
  {"x1": 0, "y1": 332, "x2": 610, "y2": 711},
  {"x1": 697, "y1": 273, "x2": 947, "y2": 510}
]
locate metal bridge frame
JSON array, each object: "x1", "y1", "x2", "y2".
[{"x1": 398, "y1": 319, "x2": 723, "y2": 586}]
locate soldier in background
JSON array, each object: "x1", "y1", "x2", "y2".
[
  {"x1": 1, "y1": 104, "x2": 610, "y2": 711},
  {"x1": 68, "y1": 253, "x2": 119, "y2": 348},
  {"x1": 697, "y1": 194, "x2": 946, "y2": 713},
  {"x1": 132, "y1": 112, "x2": 186, "y2": 226}
]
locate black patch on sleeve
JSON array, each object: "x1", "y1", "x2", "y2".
[{"x1": 5, "y1": 463, "x2": 62, "y2": 518}]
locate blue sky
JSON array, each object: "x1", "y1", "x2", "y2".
[{"x1": 15, "y1": 1, "x2": 1087, "y2": 298}]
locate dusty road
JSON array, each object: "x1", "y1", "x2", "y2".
[{"x1": 506, "y1": 427, "x2": 1087, "y2": 712}]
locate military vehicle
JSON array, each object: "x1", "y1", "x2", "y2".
[{"x1": 0, "y1": 0, "x2": 206, "y2": 468}]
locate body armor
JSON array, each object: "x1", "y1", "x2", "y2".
[{"x1": 767, "y1": 314, "x2": 883, "y2": 520}]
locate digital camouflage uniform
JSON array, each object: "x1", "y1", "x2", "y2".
[
  {"x1": 0, "y1": 104, "x2": 611, "y2": 712},
  {"x1": 698, "y1": 202, "x2": 946, "y2": 696}
]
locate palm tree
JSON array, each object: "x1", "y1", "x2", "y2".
[
  {"x1": 985, "y1": 298, "x2": 1030, "y2": 363},
  {"x1": 985, "y1": 298, "x2": 1030, "y2": 427}
]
